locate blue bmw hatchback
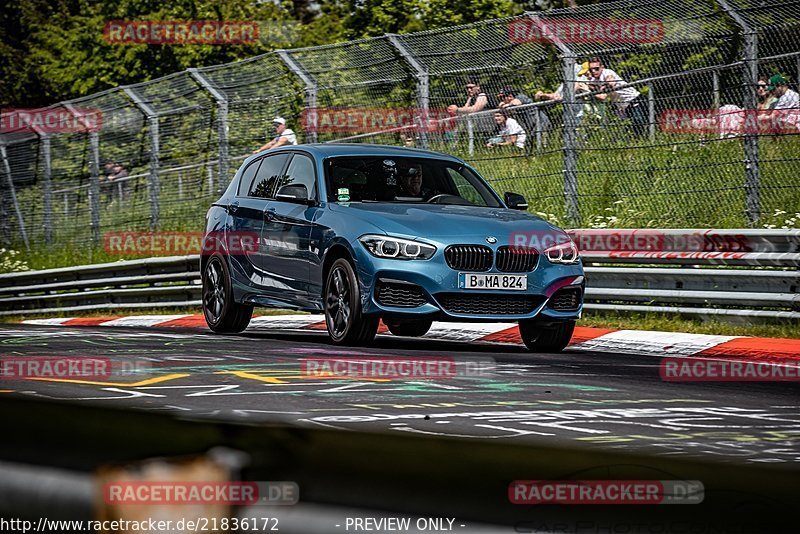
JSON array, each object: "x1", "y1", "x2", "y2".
[{"x1": 202, "y1": 144, "x2": 584, "y2": 351}]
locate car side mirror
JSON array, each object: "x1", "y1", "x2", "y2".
[
  {"x1": 504, "y1": 192, "x2": 528, "y2": 211},
  {"x1": 276, "y1": 184, "x2": 314, "y2": 205}
]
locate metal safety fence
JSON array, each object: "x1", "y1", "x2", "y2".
[
  {"x1": 1, "y1": 229, "x2": 797, "y2": 320},
  {"x1": 1, "y1": 0, "x2": 799, "y2": 265}
]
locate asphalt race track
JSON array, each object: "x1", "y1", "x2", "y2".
[{"x1": 2, "y1": 323, "x2": 799, "y2": 464}]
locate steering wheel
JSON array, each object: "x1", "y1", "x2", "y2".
[{"x1": 426, "y1": 194, "x2": 451, "y2": 204}]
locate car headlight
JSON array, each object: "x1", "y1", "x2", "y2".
[
  {"x1": 359, "y1": 235, "x2": 436, "y2": 260},
  {"x1": 544, "y1": 240, "x2": 580, "y2": 264}
]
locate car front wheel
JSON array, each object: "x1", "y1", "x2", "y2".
[
  {"x1": 202, "y1": 254, "x2": 253, "y2": 333},
  {"x1": 325, "y1": 258, "x2": 379, "y2": 345},
  {"x1": 518, "y1": 319, "x2": 575, "y2": 352}
]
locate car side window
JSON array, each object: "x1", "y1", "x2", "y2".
[
  {"x1": 237, "y1": 159, "x2": 262, "y2": 197},
  {"x1": 278, "y1": 153, "x2": 316, "y2": 200},
  {"x1": 247, "y1": 153, "x2": 290, "y2": 199},
  {"x1": 446, "y1": 167, "x2": 483, "y2": 205}
]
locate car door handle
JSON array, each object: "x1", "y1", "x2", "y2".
[
  {"x1": 229, "y1": 201, "x2": 239, "y2": 214},
  {"x1": 264, "y1": 207, "x2": 276, "y2": 221}
]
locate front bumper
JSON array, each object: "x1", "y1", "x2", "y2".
[{"x1": 353, "y1": 240, "x2": 584, "y2": 322}]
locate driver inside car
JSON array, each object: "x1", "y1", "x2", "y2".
[{"x1": 397, "y1": 164, "x2": 436, "y2": 200}]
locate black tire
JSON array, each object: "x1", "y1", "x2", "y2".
[
  {"x1": 518, "y1": 319, "x2": 576, "y2": 352},
  {"x1": 202, "y1": 253, "x2": 253, "y2": 333},
  {"x1": 386, "y1": 319, "x2": 433, "y2": 337},
  {"x1": 325, "y1": 258, "x2": 379, "y2": 345}
]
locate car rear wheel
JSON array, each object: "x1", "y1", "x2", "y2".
[
  {"x1": 325, "y1": 258, "x2": 379, "y2": 345},
  {"x1": 518, "y1": 319, "x2": 575, "y2": 352},
  {"x1": 385, "y1": 319, "x2": 433, "y2": 337},
  {"x1": 203, "y1": 254, "x2": 253, "y2": 333}
]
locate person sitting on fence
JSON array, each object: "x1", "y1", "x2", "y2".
[
  {"x1": 486, "y1": 110, "x2": 526, "y2": 150},
  {"x1": 254, "y1": 117, "x2": 297, "y2": 153},
  {"x1": 757, "y1": 78, "x2": 778, "y2": 110},
  {"x1": 586, "y1": 57, "x2": 646, "y2": 136}
]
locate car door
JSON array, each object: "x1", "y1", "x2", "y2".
[
  {"x1": 225, "y1": 156, "x2": 268, "y2": 285},
  {"x1": 260, "y1": 152, "x2": 319, "y2": 307},
  {"x1": 235, "y1": 152, "x2": 291, "y2": 292}
]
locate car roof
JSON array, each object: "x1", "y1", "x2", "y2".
[{"x1": 249, "y1": 143, "x2": 465, "y2": 163}]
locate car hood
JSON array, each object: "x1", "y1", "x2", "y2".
[{"x1": 328, "y1": 202, "x2": 568, "y2": 243}]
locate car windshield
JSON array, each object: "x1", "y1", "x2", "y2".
[{"x1": 325, "y1": 156, "x2": 501, "y2": 207}]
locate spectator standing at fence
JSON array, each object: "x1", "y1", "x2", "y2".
[
  {"x1": 103, "y1": 162, "x2": 129, "y2": 205},
  {"x1": 757, "y1": 78, "x2": 778, "y2": 110},
  {"x1": 254, "y1": 117, "x2": 297, "y2": 153},
  {"x1": 535, "y1": 62, "x2": 590, "y2": 122},
  {"x1": 586, "y1": 57, "x2": 646, "y2": 136},
  {"x1": 486, "y1": 110, "x2": 526, "y2": 150},
  {"x1": 447, "y1": 80, "x2": 488, "y2": 115},
  {"x1": 768, "y1": 74, "x2": 800, "y2": 109}
]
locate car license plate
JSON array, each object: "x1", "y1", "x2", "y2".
[{"x1": 459, "y1": 273, "x2": 527, "y2": 291}]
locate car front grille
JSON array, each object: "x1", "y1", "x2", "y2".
[
  {"x1": 375, "y1": 280, "x2": 428, "y2": 308},
  {"x1": 444, "y1": 245, "x2": 493, "y2": 272},
  {"x1": 548, "y1": 286, "x2": 582, "y2": 311},
  {"x1": 435, "y1": 293, "x2": 544, "y2": 315},
  {"x1": 495, "y1": 246, "x2": 538, "y2": 272}
]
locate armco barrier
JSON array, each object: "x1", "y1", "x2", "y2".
[{"x1": 0, "y1": 230, "x2": 797, "y2": 319}]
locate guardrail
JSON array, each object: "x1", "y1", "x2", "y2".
[{"x1": 0, "y1": 230, "x2": 798, "y2": 319}]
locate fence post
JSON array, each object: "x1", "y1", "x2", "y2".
[
  {"x1": 534, "y1": 107, "x2": 543, "y2": 153},
  {"x1": 277, "y1": 50, "x2": 318, "y2": 144},
  {"x1": 712, "y1": 70, "x2": 721, "y2": 109},
  {"x1": 0, "y1": 144, "x2": 30, "y2": 250},
  {"x1": 26, "y1": 120, "x2": 52, "y2": 246},
  {"x1": 529, "y1": 13, "x2": 580, "y2": 225},
  {"x1": 387, "y1": 34, "x2": 430, "y2": 150},
  {"x1": 188, "y1": 69, "x2": 230, "y2": 192},
  {"x1": 466, "y1": 117, "x2": 475, "y2": 156},
  {"x1": 63, "y1": 103, "x2": 101, "y2": 244},
  {"x1": 716, "y1": 0, "x2": 760, "y2": 225},
  {"x1": 123, "y1": 87, "x2": 161, "y2": 230},
  {"x1": 41, "y1": 134, "x2": 52, "y2": 245},
  {"x1": 647, "y1": 83, "x2": 656, "y2": 142}
]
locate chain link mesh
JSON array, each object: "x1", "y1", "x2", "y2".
[{"x1": 1, "y1": 0, "x2": 798, "y2": 265}]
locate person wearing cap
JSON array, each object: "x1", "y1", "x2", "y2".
[
  {"x1": 767, "y1": 74, "x2": 799, "y2": 110},
  {"x1": 535, "y1": 62, "x2": 590, "y2": 121},
  {"x1": 757, "y1": 78, "x2": 778, "y2": 110},
  {"x1": 254, "y1": 117, "x2": 298, "y2": 153},
  {"x1": 486, "y1": 110, "x2": 527, "y2": 150}
]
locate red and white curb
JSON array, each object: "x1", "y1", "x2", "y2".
[{"x1": 20, "y1": 314, "x2": 800, "y2": 361}]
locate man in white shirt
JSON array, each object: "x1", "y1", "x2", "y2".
[
  {"x1": 487, "y1": 111, "x2": 526, "y2": 150},
  {"x1": 586, "y1": 57, "x2": 646, "y2": 136},
  {"x1": 768, "y1": 74, "x2": 800, "y2": 110},
  {"x1": 254, "y1": 117, "x2": 298, "y2": 153}
]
